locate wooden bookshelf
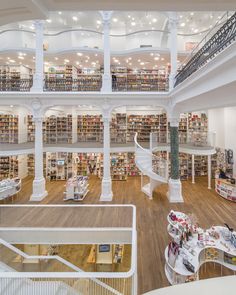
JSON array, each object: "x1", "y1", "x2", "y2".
[
  {"x1": 0, "y1": 156, "x2": 18, "y2": 180},
  {"x1": 0, "y1": 114, "x2": 18, "y2": 143},
  {"x1": 127, "y1": 153, "x2": 141, "y2": 176},
  {"x1": 77, "y1": 115, "x2": 103, "y2": 142},
  {"x1": 46, "y1": 152, "x2": 73, "y2": 181},
  {"x1": 110, "y1": 113, "x2": 127, "y2": 143}
]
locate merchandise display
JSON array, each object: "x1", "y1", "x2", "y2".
[
  {"x1": 46, "y1": 152, "x2": 73, "y2": 181},
  {"x1": 63, "y1": 176, "x2": 89, "y2": 201},
  {"x1": 215, "y1": 178, "x2": 236, "y2": 202},
  {"x1": 0, "y1": 177, "x2": 21, "y2": 200},
  {"x1": 165, "y1": 210, "x2": 236, "y2": 285}
]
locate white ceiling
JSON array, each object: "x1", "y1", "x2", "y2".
[{"x1": 0, "y1": 1, "x2": 235, "y2": 27}]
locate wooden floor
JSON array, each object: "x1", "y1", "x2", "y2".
[{"x1": 1, "y1": 176, "x2": 236, "y2": 294}]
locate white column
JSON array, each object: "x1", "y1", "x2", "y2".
[
  {"x1": 100, "y1": 112, "x2": 113, "y2": 201},
  {"x1": 208, "y1": 155, "x2": 212, "y2": 189},
  {"x1": 31, "y1": 20, "x2": 44, "y2": 92},
  {"x1": 168, "y1": 13, "x2": 178, "y2": 91},
  {"x1": 192, "y1": 154, "x2": 195, "y2": 184},
  {"x1": 100, "y1": 11, "x2": 113, "y2": 92},
  {"x1": 30, "y1": 100, "x2": 47, "y2": 201}
]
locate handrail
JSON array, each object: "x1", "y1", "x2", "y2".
[
  {"x1": 175, "y1": 11, "x2": 236, "y2": 86},
  {"x1": 0, "y1": 204, "x2": 136, "y2": 279},
  {"x1": 0, "y1": 237, "x2": 123, "y2": 295},
  {"x1": 134, "y1": 133, "x2": 168, "y2": 180}
]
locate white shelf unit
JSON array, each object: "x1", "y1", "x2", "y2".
[
  {"x1": 165, "y1": 211, "x2": 236, "y2": 285},
  {"x1": 63, "y1": 176, "x2": 89, "y2": 201},
  {"x1": 46, "y1": 152, "x2": 73, "y2": 181}
]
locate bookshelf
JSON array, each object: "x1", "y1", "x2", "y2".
[
  {"x1": 0, "y1": 156, "x2": 18, "y2": 180},
  {"x1": 0, "y1": 114, "x2": 18, "y2": 143},
  {"x1": 211, "y1": 148, "x2": 234, "y2": 178},
  {"x1": 46, "y1": 152, "x2": 73, "y2": 181},
  {"x1": 74, "y1": 153, "x2": 98, "y2": 176},
  {"x1": 127, "y1": 153, "x2": 141, "y2": 176},
  {"x1": 179, "y1": 115, "x2": 188, "y2": 144},
  {"x1": 0, "y1": 65, "x2": 32, "y2": 91},
  {"x1": 110, "y1": 153, "x2": 128, "y2": 181},
  {"x1": 110, "y1": 113, "x2": 127, "y2": 143},
  {"x1": 77, "y1": 115, "x2": 103, "y2": 142}
]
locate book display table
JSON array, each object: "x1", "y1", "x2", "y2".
[
  {"x1": 215, "y1": 178, "x2": 236, "y2": 202},
  {"x1": 165, "y1": 210, "x2": 236, "y2": 285},
  {"x1": 0, "y1": 178, "x2": 21, "y2": 200},
  {"x1": 63, "y1": 176, "x2": 89, "y2": 201}
]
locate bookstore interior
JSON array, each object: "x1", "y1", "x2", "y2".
[{"x1": 0, "y1": 4, "x2": 236, "y2": 295}]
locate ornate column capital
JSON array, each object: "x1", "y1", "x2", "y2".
[
  {"x1": 169, "y1": 117, "x2": 180, "y2": 127},
  {"x1": 30, "y1": 98, "x2": 44, "y2": 121},
  {"x1": 168, "y1": 12, "x2": 179, "y2": 30},
  {"x1": 34, "y1": 20, "x2": 44, "y2": 30},
  {"x1": 99, "y1": 11, "x2": 113, "y2": 26}
]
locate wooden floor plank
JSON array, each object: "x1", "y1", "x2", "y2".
[{"x1": 0, "y1": 176, "x2": 236, "y2": 294}]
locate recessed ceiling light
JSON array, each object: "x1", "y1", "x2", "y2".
[
  {"x1": 138, "y1": 59, "x2": 141, "y2": 62},
  {"x1": 190, "y1": 12, "x2": 194, "y2": 16},
  {"x1": 161, "y1": 57, "x2": 165, "y2": 61},
  {"x1": 58, "y1": 12, "x2": 62, "y2": 15},
  {"x1": 140, "y1": 62, "x2": 144, "y2": 65},
  {"x1": 85, "y1": 60, "x2": 88, "y2": 63},
  {"x1": 54, "y1": 57, "x2": 58, "y2": 60},
  {"x1": 72, "y1": 16, "x2": 78, "y2": 21},
  {"x1": 152, "y1": 18, "x2": 157, "y2": 23},
  {"x1": 154, "y1": 57, "x2": 159, "y2": 61},
  {"x1": 95, "y1": 53, "x2": 98, "y2": 57},
  {"x1": 46, "y1": 19, "x2": 52, "y2": 23},
  {"x1": 128, "y1": 15, "x2": 131, "y2": 18},
  {"x1": 77, "y1": 53, "x2": 83, "y2": 56},
  {"x1": 132, "y1": 17, "x2": 135, "y2": 21},
  {"x1": 9, "y1": 59, "x2": 15, "y2": 63},
  {"x1": 194, "y1": 29, "x2": 199, "y2": 33},
  {"x1": 76, "y1": 61, "x2": 80, "y2": 65},
  {"x1": 26, "y1": 65, "x2": 29, "y2": 67},
  {"x1": 113, "y1": 18, "x2": 118, "y2": 22},
  {"x1": 64, "y1": 59, "x2": 70, "y2": 63},
  {"x1": 97, "y1": 20, "x2": 101, "y2": 25},
  {"x1": 18, "y1": 56, "x2": 24, "y2": 60},
  {"x1": 180, "y1": 15, "x2": 183, "y2": 19},
  {"x1": 180, "y1": 22, "x2": 185, "y2": 27},
  {"x1": 131, "y1": 22, "x2": 136, "y2": 26},
  {"x1": 7, "y1": 57, "x2": 10, "y2": 60}
]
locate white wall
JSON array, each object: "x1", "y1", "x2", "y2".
[{"x1": 208, "y1": 107, "x2": 236, "y2": 176}]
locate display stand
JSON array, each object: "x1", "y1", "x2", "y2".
[
  {"x1": 215, "y1": 178, "x2": 236, "y2": 202},
  {"x1": 0, "y1": 178, "x2": 21, "y2": 201},
  {"x1": 87, "y1": 244, "x2": 124, "y2": 271},
  {"x1": 165, "y1": 210, "x2": 236, "y2": 285},
  {"x1": 63, "y1": 176, "x2": 89, "y2": 201}
]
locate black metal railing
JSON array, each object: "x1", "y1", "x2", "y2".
[
  {"x1": 44, "y1": 75, "x2": 102, "y2": 91},
  {"x1": 112, "y1": 74, "x2": 169, "y2": 92},
  {"x1": 0, "y1": 78, "x2": 33, "y2": 91},
  {"x1": 175, "y1": 12, "x2": 236, "y2": 87}
]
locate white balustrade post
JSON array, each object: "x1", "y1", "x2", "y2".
[
  {"x1": 100, "y1": 108, "x2": 113, "y2": 201},
  {"x1": 208, "y1": 155, "x2": 212, "y2": 189},
  {"x1": 192, "y1": 154, "x2": 195, "y2": 184},
  {"x1": 31, "y1": 20, "x2": 44, "y2": 92},
  {"x1": 30, "y1": 100, "x2": 47, "y2": 201},
  {"x1": 168, "y1": 12, "x2": 178, "y2": 91},
  {"x1": 100, "y1": 11, "x2": 113, "y2": 92}
]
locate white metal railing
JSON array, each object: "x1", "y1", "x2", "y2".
[
  {"x1": 0, "y1": 204, "x2": 137, "y2": 295},
  {"x1": 150, "y1": 131, "x2": 216, "y2": 150},
  {"x1": 134, "y1": 133, "x2": 168, "y2": 181}
]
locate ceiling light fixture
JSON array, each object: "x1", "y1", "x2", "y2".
[
  {"x1": 131, "y1": 22, "x2": 136, "y2": 26},
  {"x1": 72, "y1": 16, "x2": 78, "y2": 21},
  {"x1": 77, "y1": 53, "x2": 83, "y2": 56},
  {"x1": 180, "y1": 22, "x2": 185, "y2": 27},
  {"x1": 46, "y1": 19, "x2": 52, "y2": 23},
  {"x1": 113, "y1": 18, "x2": 118, "y2": 22}
]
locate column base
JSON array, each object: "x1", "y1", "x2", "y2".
[
  {"x1": 100, "y1": 178, "x2": 113, "y2": 201},
  {"x1": 167, "y1": 178, "x2": 184, "y2": 203},
  {"x1": 30, "y1": 178, "x2": 48, "y2": 201},
  {"x1": 101, "y1": 74, "x2": 112, "y2": 92}
]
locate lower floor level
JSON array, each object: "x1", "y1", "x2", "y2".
[{"x1": 1, "y1": 175, "x2": 235, "y2": 294}]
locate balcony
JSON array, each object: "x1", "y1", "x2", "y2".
[
  {"x1": 0, "y1": 73, "x2": 169, "y2": 93},
  {"x1": 0, "y1": 204, "x2": 137, "y2": 295}
]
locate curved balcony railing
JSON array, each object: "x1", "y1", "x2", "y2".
[
  {"x1": 150, "y1": 131, "x2": 216, "y2": 150},
  {"x1": 175, "y1": 11, "x2": 236, "y2": 87}
]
